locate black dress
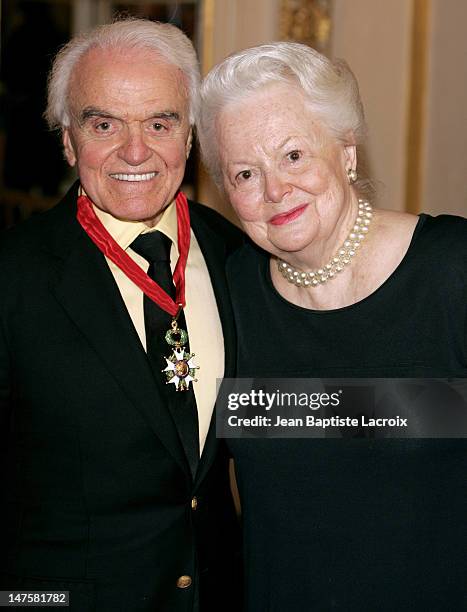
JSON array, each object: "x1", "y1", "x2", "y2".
[{"x1": 226, "y1": 214, "x2": 467, "y2": 611}]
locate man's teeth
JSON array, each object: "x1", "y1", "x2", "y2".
[{"x1": 110, "y1": 172, "x2": 156, "y2": 181}]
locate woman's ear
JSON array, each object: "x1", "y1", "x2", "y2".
[
  {"x1": 343, "y1": 144, "x2": 358, "y2": 184},
  {"x1": 344, "y1": 144, "x2": 357, "y2": 174}
]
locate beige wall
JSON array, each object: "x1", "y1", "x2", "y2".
[
  {"x1": 332, "y1": 0, "x2": 467, "y2": 218},
  {"x1": 331, "y1": 0, "x2": 413, "y2": 211},
  {"x1": 423, "y1": 0, "x2": 467, "y2": 218},
  {"x1": 209, "y1": 0, "x2": 280, "y2": 64}
]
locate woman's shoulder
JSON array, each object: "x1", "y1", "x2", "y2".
[
  {"x1": 226, "y1": 240, "x2": 270, "y2": 283},
  {"x1": 410, "y1": 213, "x2": 467, "y2": 277},
  {"x1": 351, "y1": 209, "x2": 465, "y2": 303},
  {"x1": 418, "y1": 212, "x2": 467, "y2": 245},
  {"x1": 376, "y1": 209, "x2": 467, "y2": 262}
]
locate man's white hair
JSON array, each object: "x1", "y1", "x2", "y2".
[{"x1": 45, "y1": 18, "x2": 200, "y2": 129}]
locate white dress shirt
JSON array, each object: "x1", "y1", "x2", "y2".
[{"x1": 92, "y1": 197, "x2": 224, "y2": 453}]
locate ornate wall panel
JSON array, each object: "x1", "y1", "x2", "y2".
[{"x1": 279, "y1": 0, "x2": 332, "y2": 53}]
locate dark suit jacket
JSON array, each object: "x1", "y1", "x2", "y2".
[{"x1": 0, "y1": 183, "x2": 242, "y2": 611}]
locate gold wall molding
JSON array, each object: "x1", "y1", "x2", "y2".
[
  {"x1": 199, "y1": 0, "x2": 215, "y2": 75},
  {"x1": 279, "y1": 0, "x2": 332, "y2": 52},
  {"x1": 197, "y1": 0, "x2": 216, "y2": 212},
  {"x1": 405, "y1": 0, "x2": 431, "y2": 214}
]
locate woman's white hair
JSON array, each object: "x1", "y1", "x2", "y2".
[
  {"x1": 45, "y1": 18, "x2": 200, "y2": 130},
  {"x1": 196, "y1": 41, "x2": 367, "y2": 187}
]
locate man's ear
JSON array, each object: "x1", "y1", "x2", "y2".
[
  {"x1": 185, "y1": 128, "x2": 193, "y2": 159},
  {"x1": 62, "y1": 128, "x2": 77, "y2": 167}
]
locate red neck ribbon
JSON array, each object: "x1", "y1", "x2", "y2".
[{"x1": 76, "y1": 192, "x2": 191, "y2": 317}]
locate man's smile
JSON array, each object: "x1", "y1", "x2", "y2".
[{"x1": 109, "y1": 172, "x2": 158, "y2": 182}]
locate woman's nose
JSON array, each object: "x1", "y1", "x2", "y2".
[{"x1": 263, "y1": 172, "x2": 292, "y2": 203}]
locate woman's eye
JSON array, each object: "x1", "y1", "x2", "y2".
[
  {"x1": 287, "y1": 150, "x2": 301, "y2": 162},
  {"x1": 237, "y1": 170, "x2": 252, "y2": 182}
]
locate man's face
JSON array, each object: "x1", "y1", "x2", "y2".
[{"x1": 63, "y1": 46, "x2": 192, "y2": 226}]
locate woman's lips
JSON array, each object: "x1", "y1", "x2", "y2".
[{"x1": 269, "y1": 204, "x2": 308, "y2": 226}]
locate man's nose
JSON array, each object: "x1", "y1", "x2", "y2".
[
  {"x1": 117, "y1": 125, "x2": 152, "y2": 166},
  {"x1": 263, "y1": 172, "x2": 292, "y2": 203}
]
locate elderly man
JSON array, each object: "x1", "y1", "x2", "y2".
[{"x1": 0, "y1": 19, "x2": 241, "y2": 612}]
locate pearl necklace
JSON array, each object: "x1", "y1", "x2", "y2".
[{"x1": 277, "y1": 199, "x2": 373, "y2": 288}]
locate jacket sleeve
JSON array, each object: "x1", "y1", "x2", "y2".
[
  {"x1": 0, "y1": 237, "x2": 13, "y2": 463},
  {"x1": 0, "y1": 310, "x2": 11, "y2": 480}
]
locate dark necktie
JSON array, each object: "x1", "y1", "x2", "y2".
[{"x1": 131, "y1": 231, "x2": 199, "y2": 477}]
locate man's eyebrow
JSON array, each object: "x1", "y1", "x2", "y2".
[
  {"x1": 78, "y1": 108, "x2": 181, "y2": 124},
  {"x1": 79, "y1": 107, "x2": 116, "y2": 123},
  {"x1": 150, "y1": 112, "x2": 181, "y2": 123}
]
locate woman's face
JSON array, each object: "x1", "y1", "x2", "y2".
[{"x1": 217, "y1": 82, "x2": 355, "y2": 259}]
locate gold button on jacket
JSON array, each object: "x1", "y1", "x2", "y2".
[{"x1": 176, "y1": 575, "x2": 192, "y2": 589}]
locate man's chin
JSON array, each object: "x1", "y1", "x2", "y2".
[
  {"x1": 87, "y1": 199, "x2": 161, "y2": 224},
  {"x1": 111, "y1": 200, "x2": 169, "y2": 226}
]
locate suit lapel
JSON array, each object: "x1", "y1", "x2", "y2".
[
  {"x1": 46, "y1": 186, "x2": 191, "y2": 478},
  {"x1": 189, "y1": 205, "x2": 237, "y2": 379},
  {"x1": 189, "y1": 206, "x2": 238, "y2": 485}
]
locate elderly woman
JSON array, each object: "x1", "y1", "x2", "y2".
[{"x1": 196, "y1": 42, "x2": 467, "y2": 611}]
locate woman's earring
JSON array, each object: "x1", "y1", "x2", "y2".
[{"x1": 347, "y1": 168, "x2": 358, "y2": 184}]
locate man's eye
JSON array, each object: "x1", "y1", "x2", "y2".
[
  {"x1": 287, "y1": 150, "x2": 301, "y2": 162},
  {"x1": 237, "y1": 170, "x2": 252, "y2": 181},
  {"x1": 96, "y1": 121, "x2": 112, "y2": 132},
  {"x1": 152, "y1": 122, "x2": 167, "y2": 132}
]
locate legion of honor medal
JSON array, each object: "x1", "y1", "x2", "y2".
[
  {"x1": 77, "y1": 191, "x2": 198, "y2": 392},
  {"x1": 162, "y1": 309, "x2": 199, "y2": 391}
]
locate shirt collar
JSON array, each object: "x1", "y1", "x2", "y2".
[{"x1": 80, "y1": 186, "x2": 179, "y2": 255}]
